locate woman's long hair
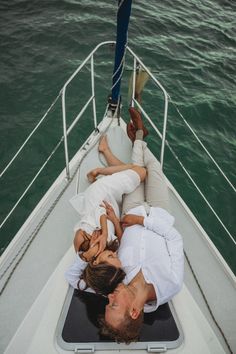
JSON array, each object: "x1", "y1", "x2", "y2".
[
  {"x1": 80, "y1": 240, "x2": 125, "y2": 295},
  {"x1": 81, "y1": 262, "x2": 126, "y2": 295}
]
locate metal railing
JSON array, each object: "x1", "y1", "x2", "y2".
[
  {"x1": 0, "y1": 41, "x2": 235, "y2": 247},
  {"x1": 61, "y1": 41, "x2": 114, "y2": 179},
  {"x1": 60, "y1": 43, "x2": 169, "y2": 178},
  {"x1": 126, "y1": 50, "x2": 236, "y2": 246},
  {"x1": 127, "y1": 46, "x2": 169, "y2": 168}
]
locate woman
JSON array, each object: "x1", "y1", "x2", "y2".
[{"x1": 70, "y1": 134, "x2": 146, "y2": 257}]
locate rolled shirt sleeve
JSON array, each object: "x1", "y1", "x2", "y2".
[
  {"x1": 65, "y1": 253, "x2": 87, "y2": 290},
  {"x1": 143, "y1": 207, "x2": 184, "y2": 297},
  {"x1": 143, "y1": 207, "x2": 175, "y2": 240}
]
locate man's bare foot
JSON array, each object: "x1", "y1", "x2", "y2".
[
  {"x1": 87, "y1": 168, "x2": 100, "y2": 183},
  {"x1": 129, "y1": 107, "x2": 148, "y2": 138},
  {"x1": 126, "y1": 122, "x2": 136, "y2": 143},
  {"x1": 98, "y1": 135, "x2": 109, "y2": 153}
]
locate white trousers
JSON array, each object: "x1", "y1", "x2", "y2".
[{"x1": 122, "y1": 140, "x2": 170, "y2": 215}]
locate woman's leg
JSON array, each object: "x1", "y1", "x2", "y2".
[
  {"x1": 99, "y1": 135, "x2": 124, "y2": 166},
  {"x1": 87, "y1": 164, "x2": 146, "y2": 183},
  {"x1": 88, "y1": 135, "x2": 146, "y2": 182}
]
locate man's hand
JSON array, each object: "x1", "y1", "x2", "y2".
[{"x1": 121, "y1": 214, "x2": 144, "y2": 228}]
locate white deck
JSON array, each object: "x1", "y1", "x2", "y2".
[{"x1": 0, "y1": 118, "x2": 235, "y2": 353}]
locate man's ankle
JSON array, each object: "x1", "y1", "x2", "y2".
[{"x1": 135, "y1": 130, "x2": 144, "y2": 140}]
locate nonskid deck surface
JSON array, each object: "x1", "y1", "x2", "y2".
[{"x1": 0, "y1": 120, "x2": 233, "y2": 353}]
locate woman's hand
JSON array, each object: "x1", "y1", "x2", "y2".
[
  {"x1": 121, "y1": 214, "x2": 144, "y2": 228},
  {"x1": 90, "y1": 229, "x2": 107, "y2": 257},
  {"x1": 101, "y1": 200, "x2": 119, "y2": 224},
  {"x1": 74, "y1": 229, "x2": 91, "y2": 253},
  {"x1": 81, "y1": 230, "x2": 101, "y2": 261}
]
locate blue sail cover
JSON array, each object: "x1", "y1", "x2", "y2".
[{"x1": 111, "y1": 0, "x2": 132, "y2": 104}]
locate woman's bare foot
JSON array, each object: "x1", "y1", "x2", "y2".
[
  {"x1": 129, "y1": 107, "x2": 148, "y2": 137},
  {"x1": 98, "y1": 135, "x2": 109, "y2": 153},
  {"x1": 87, "y1": 168, "x2": 100, "y2": 183}
]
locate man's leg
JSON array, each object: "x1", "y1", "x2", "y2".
[
  {"x1": 127, "y1": 107, "x2": 170, "y2": 212},
  {"x1": 121, "y1": 131, "x2": 145, "y2": 215},
  {"x1": 143, "y1": 145, "x2": 170, "y2": 212}
]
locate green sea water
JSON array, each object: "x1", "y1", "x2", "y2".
[{"x1": 0, "y1": 0, "x2": 235, "y2": 273}]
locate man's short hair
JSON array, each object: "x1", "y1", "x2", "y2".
[{"x1": 99, "y1": 309, "x2": 144, "y2": 344}]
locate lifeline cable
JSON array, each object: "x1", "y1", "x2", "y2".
[{"x1": 0, "y1": 117, "x2": 115, "y2": 295}]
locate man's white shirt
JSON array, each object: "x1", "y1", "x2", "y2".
[
  {"x1": 119, "y1": 205, "x2": 184, "y2": 312},
  {"x1": 65, "y1": 206, "x2": 184, "y2": 312}
]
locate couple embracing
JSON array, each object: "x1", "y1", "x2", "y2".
[{"x1": 65, "y1": 108, "x2": 184, "y2": 344}]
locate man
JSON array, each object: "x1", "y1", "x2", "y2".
[{"x1": 100, "y1": 107, "x2": 184, "y2": 343}]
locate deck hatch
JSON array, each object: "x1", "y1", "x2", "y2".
[{"x1": 56, "y1": 288, "x2": 183, "y2": 351}]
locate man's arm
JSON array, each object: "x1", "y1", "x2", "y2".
[
  {"x1": 121, "y1": 214, "x2": 144, "y2": 228},
  {"x1": 122, "y1": 212, "x2": 184, "y2": 291},
  {"x1": 122, "y1": 209, "x2": 175, "y2": 241},
  {"x1": 65, "y1": 254, "x2": 87, "y2": 289},
  {"x1": 144, "y1": 212, "x2": 184, "y2": 292}
]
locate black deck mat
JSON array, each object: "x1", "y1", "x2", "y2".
[{"x1": 62, "y1": 290, "x2": 180, "y2": 343}]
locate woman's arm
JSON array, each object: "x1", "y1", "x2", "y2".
[
  {"x1": 113, "y1": 218, "x2": 123, "y2": 241},
  {"x1": 102, "y1": 200, "x2": 123, "y2": 241},
  {"x1": 90, "y1": 214, "x2": 108, "y2": 256}
]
